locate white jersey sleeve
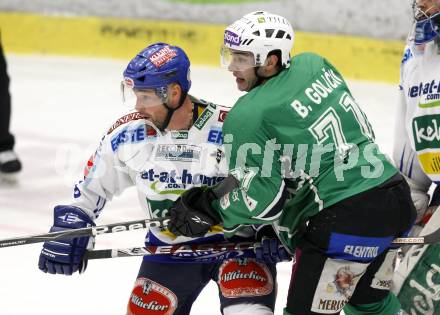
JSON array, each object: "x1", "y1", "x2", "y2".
[{"x1": 70, "y1": 112, "x2": 155, "y2": 220}]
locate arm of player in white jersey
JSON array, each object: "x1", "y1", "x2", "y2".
[{"x1": 70, "y1": 121, "x2": 151, "y2": 219}]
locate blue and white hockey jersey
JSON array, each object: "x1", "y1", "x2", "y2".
[{"x1": 69, "y1": 97, "x2": 240, "y2": 262}]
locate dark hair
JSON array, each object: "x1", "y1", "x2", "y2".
[{"x1": 268, "y1": 49, "x2": 283, "y2": 69}]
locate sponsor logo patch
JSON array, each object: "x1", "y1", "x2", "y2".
[
  {"x1": 211, "y1": 148, "x2": 224, "y2": 164},
  {"x1": 371, "y1": 250, "x2": 396, "y2": 290},
  {"x1": 149, "y1": 46, "x2": 177, "y2": 68},
  {"x1": 417, "y1": 152, "x2": 440, "y2": 174},
  {"x1": 224, "y1": 30, "x2": 241, "y2": 46},
  {"x1": 58, "y1": 213, "x2": 84, "y2": 224},
  {"x1": 207, "y1": 127, "x2": 223, "y2": 145},
  {"x1": 107, "y1": 112, "x2": 144, "y2": 134},
  {"x1": 170, "y1": 130, "x2": 188, "y2": 140},
  {"x1": 111, "y1": 126, "x2": 147, "y2": 152},
  {"x1": 311, "y1": 260, "x2": 366, "y2": 314},
  {"x1": 194, "y1": 109, "x2": 213, "y2": 130},
  {"x1": 127, "y1": 278, "x2": 177, "y2": 315},
  {"x1": 218, "y1": 258, "x2": 273, "y2": 298},
  {"x1": 83, "y1": 153, "x2": 95, "y2": 178},
  {"x1": 326, "y1": 233, "x2": 391, "y2": 262},
  {"x1": 412, "y1": 115, "x2": 440, "y2": 151},
  {"x1": 408, "y1": 80, "x2": 440, "y2": 106},
  {"x1": 147, "y1": 126, "x2": 157, "y2": 138},
  {"x1": 343, "y1": 245, "x2": 379, "y2": 259},
  {"x1": 401, "y1": 47, "x2": 412, "y2": 65},
  {"x1": 218, "y1": 110, "x2": 228, "y2": 122},
  {"x1": 154, "y1": 144, "x2": 201, "y2": 162},
  {"x1": 141, "y1": 168, "x2": 224, "y2": 194}
]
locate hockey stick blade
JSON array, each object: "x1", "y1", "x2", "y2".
[
  {"x1": 86, "y1": 241, "x2": 257, "y2": 261},
  {"x1": 0, "y1": 217, "x2": 169, "y2": 248},
  {"x1": 392, "y1": 227, "x2": 440, "y2": 245}
]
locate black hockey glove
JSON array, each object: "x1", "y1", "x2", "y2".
[{"x1": 168, "y1": 187, "x2": 221, "y2": 237}]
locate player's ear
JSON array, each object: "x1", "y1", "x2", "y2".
[
  {"x1": 263, "y1": 54, "x2": 281, "y2": 76},
  {"x1": 266, "y1": 54, "x2": 277, "y2": 66},
  {"x1": 167, "y1": 83, "x2": 182, "y2": 108}
]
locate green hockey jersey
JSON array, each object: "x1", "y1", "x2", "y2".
[{"x1": 213, "y1": 52, "x2": 398, "y2": 251}]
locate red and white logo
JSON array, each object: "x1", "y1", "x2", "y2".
[
  {"x1": 107, "y1": 112, "x2": 144, "y2": 134},
  {"x1": 127, "y1": 278, "x2": 178, "y2": 315},
  {"x1": 149, "y1": 46, "x2": 177, "y2": 68},
  {"x1": 146, "y1": 126, "x2": 157, "y2": 137},
  {"x1": 218, "y1": 259, "x2": 274, "y2": 298},
  {"x1": 83, "y1": 153, "x2": 95, "y2": 178},
  {"x1": 218, "y1": 110, "x2": 228, "y2": 122},
  {"x1": 124, "y1": 77, "x2": 134, "y2": 88}
]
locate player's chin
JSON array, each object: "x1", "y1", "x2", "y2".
[{"x1": 235, "y1": 78, "x2": 248, "y2": 91}]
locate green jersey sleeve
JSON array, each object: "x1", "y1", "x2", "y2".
[{"x1": 213, "y1": 105, "x2": 289, "y2": 234}]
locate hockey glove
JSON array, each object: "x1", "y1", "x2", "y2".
[
  {"x1": 168, "y1": 187, "x2": 221, "y2": 237},
  {"x1": 255, "y1": 237, "x2": 291, "y2": 264},
  {"x1": 38, "y1": 205, "x2": 95, "y2": 275}
]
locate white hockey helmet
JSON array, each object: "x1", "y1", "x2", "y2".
[{"x1": 221, "y1": 11, "x2": 295, "y2": 71}]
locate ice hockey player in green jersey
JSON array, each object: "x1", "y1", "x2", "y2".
[{"x1": 168, "y1": 11, "x2": 416, "y2": 315}]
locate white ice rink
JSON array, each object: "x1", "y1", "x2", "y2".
[{"x1": 0, "y1": 54, "x2": 398, "y2": 315}]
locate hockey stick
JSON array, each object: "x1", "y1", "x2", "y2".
[
  {"x1": 86, "y1": 241, "x2": 257, "y2": 261},
  {"x1": 0, "y1": 174, "x2": 240, "y2": 249},
  {"x1": 391, "y1": 227, "x2": 440, "y2": 245},
  {"x1": 85, "y1": 229, "x2": 440, "y2": 261},
  {"x1": 0, "y1": 217, "x2": 169, "y2": 248}
]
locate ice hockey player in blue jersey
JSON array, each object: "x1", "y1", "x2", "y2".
[{"x1": 37, "y1": 42, "x2": 279, "y2": 315}]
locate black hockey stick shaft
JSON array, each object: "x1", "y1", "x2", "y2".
[
  {"x1": 86, "y1": 229, "x2": 440, "y2": 261},
  {"x1": 0, "y1": 217, "x2": 169, "y2": 248},
  {"x1": 86, "y1": 241, "x2": 257, "y2": 260},
  {"x1": 0, "y1": 175, "x2": 239, "y2": 249}
]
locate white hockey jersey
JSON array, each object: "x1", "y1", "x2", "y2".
[
  {"x1": 392, "y1": 40, "x2": 440, "y2": 313},
  {"x1": 393, "y1": 41, "x2": 440, "y2": 188},
  {"x1": 69, "y1": 97, "x2": 234, "y2": 262}
]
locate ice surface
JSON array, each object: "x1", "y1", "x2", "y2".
[{"x1": 0, "y1": 54, "x2": 398, "y2": 314}]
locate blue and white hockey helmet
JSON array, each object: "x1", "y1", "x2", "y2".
[
  {"x1": 121, "y1": 42, "x2": 191, "y2": 107},
  {"x1": 221, "y1": 11, "x2": 294, "y2": 71},
  {"x1": 412, "y1": 0, "x2": 440, "y2": 45}
]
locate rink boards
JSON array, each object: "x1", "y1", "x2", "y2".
[{"x1": 0, "y1": 11, "x2": 405, "y2": 83}]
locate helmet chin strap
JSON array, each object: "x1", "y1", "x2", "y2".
[{"x1": 160, "y1": 91, "x2": 188, "y2": 131}]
